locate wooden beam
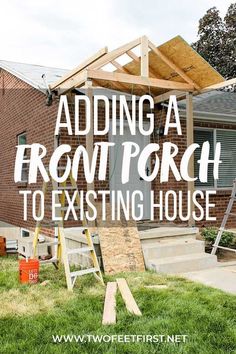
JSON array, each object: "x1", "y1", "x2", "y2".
[
  {"x1": 89, "y1": 37, "x2": 141, "y2": 70},
  {"x1": 148, "y1": 40, "x2": 201, "y2": 91},
  {"x1": 154, "y1": 90, "x2": 186, "y2": 104},
  {"x1": 127, "y1": 50, "x2": 163, "y2": 79},
  {"x1": 111, "y1": 60, "x2": 129, "y2": 73},
  {"x1": 111, "y1": 60, "x2": 151, "y2": 94},
  {"x1": 154, "y1": 76, "x2": 236, "y2": 103},
  {"x1": 87, "y1": 69, "x2": 194, "y2": 91},
  {"x1": 102, "y1": 282, "x2": 117, "y2": 325},
  {"x1": 85, "y1": 80, "x2": 95, "y2": 223},
  {"x1": 127, "y1": 50, "x2": 139, "y2": 62},
  {"x1": 50, "y1": 47, "x2": 108, "y2": 90},
  {"x1": 96, "y1": 64, "x2": 130, "y2": 93},
  {"x1": 200, "y1": 78, "x2": 236, "y2": 92},
  {"x1": 116, "y1": 278, "x2": 142, "y2": 316},
  {"x1": 55, "y1": 70, "x2": 88, "y2": 94},
  {"x1": 186, "y1": 92, "x2": 195, "y2": 227},
  {"x1": 140, "y1": 36, "x2": 149, "y2": 77}
]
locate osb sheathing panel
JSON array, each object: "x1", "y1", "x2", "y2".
[
  {"x1": 95, "y1": 203, "x2": 145, "y2": 274},
  {"x1": 123, "y1": 35, "x2": 224, "y2": 89}
]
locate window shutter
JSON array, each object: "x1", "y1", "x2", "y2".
[
  {"x1": 194, "y1": 130, "x2": 214, "y2": 187},
  {"x1": 216, "y1": 130, "x2": 236, "y2": 188}
]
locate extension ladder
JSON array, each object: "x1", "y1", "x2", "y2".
[
  {"x1": 32, "y1": 171, "x2": 104, "y2": 291},
  {"x1": 211, "y1": 179, "x2": 236, "y2": 255}
]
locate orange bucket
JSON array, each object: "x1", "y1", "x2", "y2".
[{"x1": 19, "y1": 259, "x2": 39, "y2": 284}]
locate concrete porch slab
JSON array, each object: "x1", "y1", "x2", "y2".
[{"x1": 182, "y1": 263, "x2": 236, "y2": 295}]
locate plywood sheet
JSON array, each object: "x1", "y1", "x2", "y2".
[
  {"x1": 95, "y1": 203, "x2": 145, "y2": 274},
  {"x1": 124, "y1": 35, "x2": 224, "y2": 90}
]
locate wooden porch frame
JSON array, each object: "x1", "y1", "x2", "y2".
[{"x1": 50, "y1": 36, "x2": 230, "y2": 227}]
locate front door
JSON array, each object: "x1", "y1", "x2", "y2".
[{"x1": 109, "y1": 124, "x2": 151, "y2": 219}]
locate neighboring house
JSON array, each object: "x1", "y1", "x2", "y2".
[{"x1": 0, "y1": 59, "x2": 236, "y2": 241}]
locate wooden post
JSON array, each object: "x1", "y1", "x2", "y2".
[
  {"x1": 186, "y1": 92, "x2": 195, "y2": 227},
  {"x1": 140, "y1": 36, "x2": 149, "y2": 77},
  {"x1": 85, "y1": 80, "x2": 95, "y2": 224},
  {"x1": 85, "y1": 80, "x2": 94, "y2": 192}
]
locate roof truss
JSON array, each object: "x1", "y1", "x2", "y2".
[{"x1": 50, "y1": 35, "x2": 225, "y2": 100}]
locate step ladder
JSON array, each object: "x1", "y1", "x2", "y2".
[
  {"x1": 211, "y1": 179, "x2": 236, "y2": 255},
  {"x1": 32, "y1": 171, "x2": 104, "y2": 291}
]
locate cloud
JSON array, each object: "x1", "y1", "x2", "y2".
[{"x1": 0, "y1": 0, "x2": 233, "y2": 68}]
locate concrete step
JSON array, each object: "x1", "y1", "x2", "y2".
[
  {"x1": 148, "y1": 253, "x2": 218, "y2": 274},
  {"x1": 142, "y1": 240, "x2": 205, "y2": 260},
  {"x1": 140, "y1": 227, "x2": 199, "y2": 245}
]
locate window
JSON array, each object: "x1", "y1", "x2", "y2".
[
  {"x1": 194, "y1": 128, "x2": 236, "y2": 189},
  {"x1": 21, "y1": 229, "x2": 30, "y2": 238},
  {"x1": 17, "y1": 132, "x2": 28, "y2": 182},
  {"x1": 216, "y1": 130, "x2": 236, "y2": 188},
  {"x1": 18, "y1": 133, "x2": 26, "y2": 145},
  {"x1": 194, "y1": 129, "x2": 214, "y2": 188}
]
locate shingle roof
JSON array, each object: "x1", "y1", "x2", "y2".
[
  {"x1": 0, "y1": 60, "x2": 69, "y2": 92},
  {"x1": 178, "y1": 91, "x2": 236, "y2": 119}
]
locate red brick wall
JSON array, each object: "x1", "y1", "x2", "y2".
[{"x1": 0, "y1": 69, "x2": 58, "y2": 234}]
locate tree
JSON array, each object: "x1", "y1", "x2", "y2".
[
  {"x1": 192, "y1": 4, "x2": 236, "y2": 80},
  {"x1": 223, "y1": 3, "x2": 236, "y2": 79}
]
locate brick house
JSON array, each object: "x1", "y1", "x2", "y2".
[{"x1": 1, "y1": 36, "x2": 236, "y2": 243}]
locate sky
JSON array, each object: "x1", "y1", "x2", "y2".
[{"x1": 1, "y1": 0, "x2": 234, "y2": 69}]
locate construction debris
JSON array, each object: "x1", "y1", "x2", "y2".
[
  {"x1": 40, "y1": 280, "x2": 50, "y2": 286},
  {"x1": 144, "y1": 285, "x2": 168, "y2": 289}
]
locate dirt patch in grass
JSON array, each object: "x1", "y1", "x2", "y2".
[{"x1": 0, "y1": 287, "x2": 75, "y2": 317}]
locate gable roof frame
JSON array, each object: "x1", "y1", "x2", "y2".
[{"x1": 50, "y1": 35, "x2": 207, "y2": 96}]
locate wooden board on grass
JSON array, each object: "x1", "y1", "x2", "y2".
[
  {"x1": 102, "y1": 282, "x2": 117, "y2": 325},
  {"x1": 116, "y1": 278, "x2": 142, "y2": 316},
  {"x1": 95, "y1": 203, "x2": 145, "y2": 274}
]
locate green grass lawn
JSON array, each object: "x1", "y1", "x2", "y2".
[{"x1": 0, "y1": 256, "x2": 236, "y2": 354}]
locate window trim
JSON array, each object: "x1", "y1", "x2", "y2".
[
  {"x1": 17, "y1": 132, "x2": 28, "y2": 183},
  {"x1": 194, "y1": 126, "x2": 235, "y2": 191}
]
